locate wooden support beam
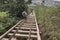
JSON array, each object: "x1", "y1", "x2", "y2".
[
  {"x1": 34, "y1": 10, "x2": 41, "y2": 40},
  {"x1": 8, "y1": 33, "x2": 37, "y2": 38},
  {"x1": 11, "y1": 37, "x2": 17, "y2": 40},
  {"x1": 15, "y1": 27, "x2": 37, "y2": 30},
  {"x1": 2, "y1": 38, "x2": 9, "y2": 40},
  {"x1": 12, "y1": 30, "x2": 37, "y2": 34}
]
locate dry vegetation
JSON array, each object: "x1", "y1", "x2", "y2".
[{"x1": 35, "y1": 5, "x2": 60, "y2": 40}]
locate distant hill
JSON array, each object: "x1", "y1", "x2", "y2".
[
  {"x1": 32, "y1": 0, "x2": 42, "y2": 4},
  {"x1": 44, "y1": 0, "x2": 60, "y2": 6},
  {"x1": 32, "y1": 0, "x2": 60, "y2": 6}
]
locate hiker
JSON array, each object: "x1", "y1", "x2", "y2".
[
  {"x1": 31, "y1": 9, "x2": 34, "y2": 15},
  {"x1": 22, "y1": 11, "x2": 27, "y2": 19}
]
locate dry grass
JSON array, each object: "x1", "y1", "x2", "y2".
[{"x1": 35, "y1": 5, "x2": 60, "y2": 40}]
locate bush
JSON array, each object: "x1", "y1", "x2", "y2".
[
  {"x1": 0, "y1": 11, "x2": 9, "y2": 19},
  {"x1": 0, "y1": 11, "x2": 20, "y2": 33},
  {"x1": 27, "y1": 6, "x2": 32, "y2": 14},
  {"x1": 35, "y1": 5, "x2": 60, "y2": 40}
]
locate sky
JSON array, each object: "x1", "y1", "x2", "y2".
[{"x1": 54, "y1": 0, "x2": 60, "y2": 1}]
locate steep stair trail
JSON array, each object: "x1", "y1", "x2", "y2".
[{"x1": 0, "y1": 11, "x2": 41, "y2": 40}]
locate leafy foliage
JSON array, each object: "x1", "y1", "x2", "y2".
[
  {"x1": 27, "y1": 0, "x2": 32, "y2": 4},
  {"x1": 0, "y1": 0, "x2": 32, "y2": 34},
  {"x1": 0, "y1": 12, "x2": 9, "y2": 19}
]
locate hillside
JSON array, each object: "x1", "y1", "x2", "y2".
[{"x1": 35, "y1": 5, "x2": 60, "y2": 40}]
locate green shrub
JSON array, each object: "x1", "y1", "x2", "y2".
[
  {"x1": 0, "y1": 11, "x2": 9, "y2": 20},
  {"x1": 0, "y1": 11, "x2": 18, "y2": 32},
  {"x1": 27, "y1": 6, "x2": 32, "y2": 14}
]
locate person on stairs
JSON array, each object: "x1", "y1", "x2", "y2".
[{"x1": 22, "y1": 11, "x2": 27, "y2": 19}]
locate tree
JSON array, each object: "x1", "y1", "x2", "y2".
[
  {"x1": 0, "y1": 0, "x2": 28, "y2": 18},
  {"x1": 26, "y1": 0, "x2": 32, "y2": 4}
]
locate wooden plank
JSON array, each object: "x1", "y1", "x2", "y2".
[
  {"x1": 2, "y1": 38, "x2": 9, "y2": 40},
  {"x1": 12, "y1": 30, "x2": 37, "y2": 34},
  {"x1": 23, "y1": 24, "x2": 36, "y2": 26},
  {"x1": 16, "y1": 26, "x2": 36, "y2": 28},
  {"x1": 0, "y1": 20, "x2": 24, "y2": 40},
  {"x1": 22, "y1": 25, "x2": 36, "y2": 27},
  {"x1": 21, "y1": 27, "x2": 36, "y2": 29},
  {"x1": 8, "y1": 33, "x2": 37, "y2": 38},
  {"x1": 15, "y1": 27, "x2": 37, "y2": 30},
  {"x1": 11, "y1": 37, "x2": 17, "y2": 40},
  {"x1": 15, "y1": 27, "x2": 37, "y2": 31}
]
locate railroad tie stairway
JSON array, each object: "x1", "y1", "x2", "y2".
[{"x1": 0, "y1": 11, "x2": 41, "y2": 40}]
